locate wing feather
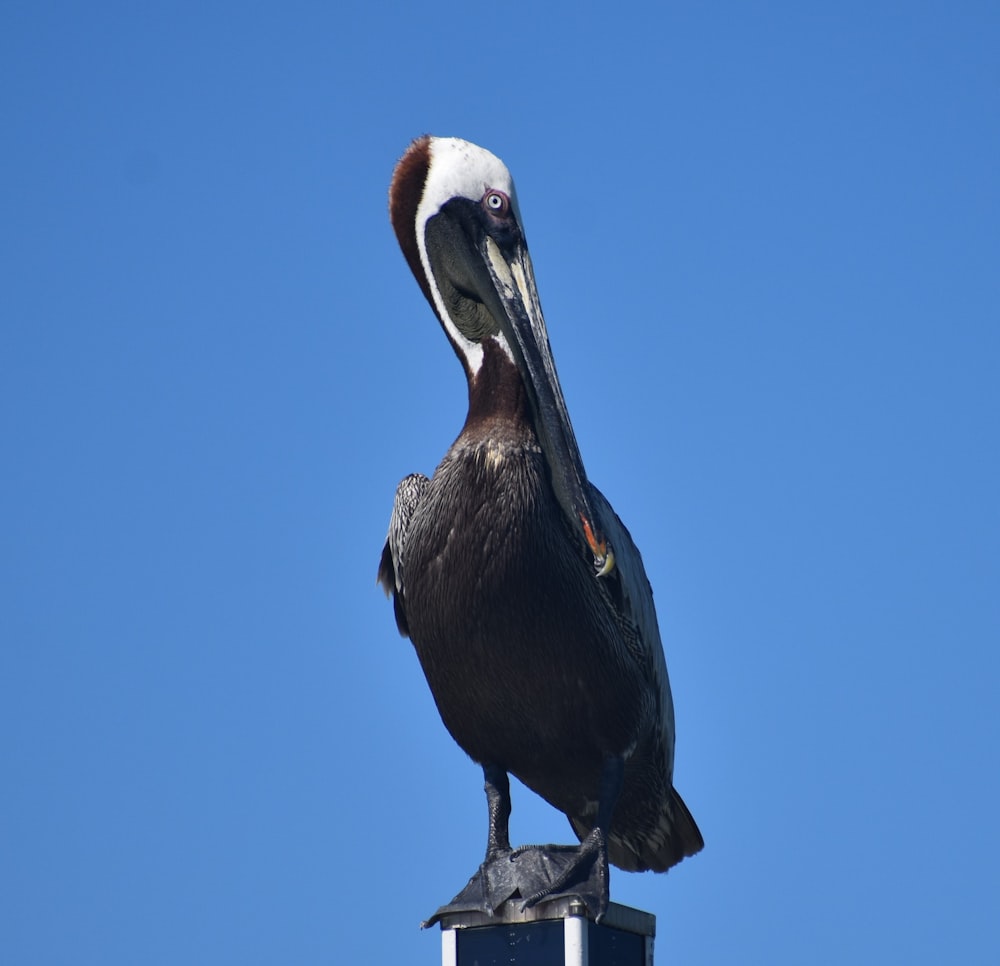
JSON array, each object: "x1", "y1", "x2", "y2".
[{"x1": 377, "y1": 473, "x2": 430, "y2": 637}]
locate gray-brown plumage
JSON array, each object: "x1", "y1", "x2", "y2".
[{"x1": 378, "y1": 136, "x2": 702, "y2": 920}]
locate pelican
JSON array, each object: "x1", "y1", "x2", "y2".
[{"x1": 378, "y1": 136, "x2": 702, "y2": 922}]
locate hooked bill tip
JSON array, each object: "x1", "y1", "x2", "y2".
[{"x1": 595, "y1": 548, "x2": 616, "y2": 578}]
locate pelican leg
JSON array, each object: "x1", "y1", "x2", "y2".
[
  {"x1": 421, "y1": 764, "x2": 519, "y2": 926},
  {"x1": 484, "y1": 763, "x2": 512, "y2": 860}
]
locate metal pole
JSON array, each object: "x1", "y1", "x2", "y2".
[{"x1": 438, "y1": 898, "x2": 657, "y2": 965}]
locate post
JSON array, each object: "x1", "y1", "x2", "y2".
[{"x1": 438, "y1": 898, "x2": 656, "y2": 966}]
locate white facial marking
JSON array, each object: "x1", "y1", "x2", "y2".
[
  {"x1": 484, "y1": 236, "x2": 514, "y2": 292},
  {"x1": 511, "y1": 260, "x2": 533, "y2": 311},
  {"x1": 416, "y1": 138, "x2": 523, "y2": 375}
]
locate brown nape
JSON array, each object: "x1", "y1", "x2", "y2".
[
  {"x1": 388, "y1": 135, "x2": 437, "y2": 314},
  {"x1": 462, "y1": 339, "x2": 532, "y2": 438}
]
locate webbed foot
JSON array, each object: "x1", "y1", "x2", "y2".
[
  {"x1": 422, "y1": 759, "x2": 618, "y2": 928},
  {"x1": 421, "y1": 849, "x2": 518, "y2": 928},
  {"x1": 421, "y1": 833, "x2": 609, "y2": 927},
  {"x1": 513, "y1": 828, "x2": 609, "y2": 921}
]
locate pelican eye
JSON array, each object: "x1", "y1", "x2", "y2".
[{"x1": 483, "y1": 190, "x2": 510, "y2": 216}]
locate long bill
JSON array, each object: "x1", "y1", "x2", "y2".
[{"x1": 482, "y1": 236, "x2": 615, "y2": 577}]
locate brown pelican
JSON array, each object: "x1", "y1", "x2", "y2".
[{"x1": 378, "y1": 136, "x2": 702, "y2": 922}]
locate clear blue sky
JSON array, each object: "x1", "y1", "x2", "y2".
[{"x1": 3, "y1": 2, "x2": 998, "y2": 963}]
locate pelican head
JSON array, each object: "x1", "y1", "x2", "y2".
[{"x1": 389, "y1": 136, "x2": 613, "y2": 576}]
